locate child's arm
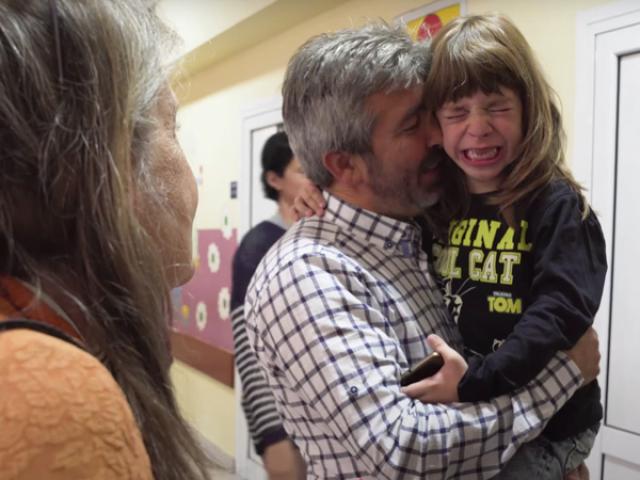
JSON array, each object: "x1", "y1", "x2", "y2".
[
  {"x1": 458, "y1": 190, "x2": 607, "y2": 402},
  {"x1": 292, "y1": 183, "x2": 325, "y2": 220}
]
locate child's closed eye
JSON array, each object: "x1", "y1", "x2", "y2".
[{"x1": 442, "y1": 110, "x2": 467, "y2": 121}]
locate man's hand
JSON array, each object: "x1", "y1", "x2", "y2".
[
  {"x1": 401, "y1": 334, "x2": 468, "y2": 403},
  {"x1": 566, "y1": 327, "x2": 600, "y2": 384},
  {"x1": 565, "y1": 462, "x2": 590, "y2": 480},
  {"x1": 262, "y1": 439, "x2": 306, "y2": 480}
]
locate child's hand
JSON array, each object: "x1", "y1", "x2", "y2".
[
  {"x1": 564, "y1": 463, "x2": 589, "y2": 480},
  {"x1": 401, "y1": 334, "x2": 468, "y2": 403},
  {"x1": 292, "y1": 181, "x2": 325, "y2": 220}
]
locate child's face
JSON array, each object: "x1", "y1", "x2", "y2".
[{"x1": 436, "y1": 87, "x2": 523, "y2": 193}]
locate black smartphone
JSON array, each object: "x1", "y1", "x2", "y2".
[{"x1": 400, "y1": 352, "x2": 444, "y2": 387}]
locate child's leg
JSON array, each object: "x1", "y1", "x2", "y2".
[
  {"x1": 493, "y1": 436, "x2": 562, "y2": 480},
  {"x1": 493, "y1": 425, "x2": 599, "y2": 480},
  {"x1": 550, "y1": 424, "x2": 599, "y2": 473}
]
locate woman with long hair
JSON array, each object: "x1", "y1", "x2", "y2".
[{"x1": 0, "y1": 1, "x2": 210, "y2": 478}]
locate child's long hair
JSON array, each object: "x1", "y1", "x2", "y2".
[{"x1": 425, "y1": 14, "x2": 586, "y2": 234}]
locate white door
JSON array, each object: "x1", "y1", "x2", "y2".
[
  {"x1": 235, "y1": 98, "x2": 283, "y2": 480},
  {"x1": 575, "y1": 3, "x2": 640, "y2": 478}
]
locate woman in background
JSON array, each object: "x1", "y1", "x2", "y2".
[
  {"x1": 0, "y1": 1, "x2": 210, "y2": 479},
  {"x1": 232, "y1": 131, "x2": 309, "y2": 480}
]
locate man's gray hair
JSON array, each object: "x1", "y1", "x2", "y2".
[{"x1": 282, "y1": 23, "x2": 432, "y2": 187}]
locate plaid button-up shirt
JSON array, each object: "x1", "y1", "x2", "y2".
[{"x1": 245, "y1": 192, "x2": 583, "y2": 479}]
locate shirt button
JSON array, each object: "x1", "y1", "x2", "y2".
[
  {"x1": 384, "y1": 241, "x2": 393, "y2": 249},
  {"x1": 399, "y1": 240, "x2": 412, "y2": 257},
  {"x1": 349, "y1": 386, "x2": 359, "y2": 397}
]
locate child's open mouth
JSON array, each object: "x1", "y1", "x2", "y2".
[{"x1": 463, "y1": 147, "x2": 501, "y2": 164}]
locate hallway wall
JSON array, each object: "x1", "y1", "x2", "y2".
[{"x1": 167, "y1": 0, "x2": 614, "y2": 458}]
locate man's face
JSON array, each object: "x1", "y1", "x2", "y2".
[{"x1": 363, "y1": 85, "x2": 443, "y2": 219}]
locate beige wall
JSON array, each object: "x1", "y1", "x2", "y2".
[
  {"x1": 158, "y1": 0, "x2": 275, "y2": 55},
  {"x1": 172, "y1": 0, "x2": 614, "y2": 458},
  {"x1": 171, "y1": 361, "x2": 235, "y2": 456},
  {"x1": 468, "y1": 0, "x2": 613, "y2": 165}
]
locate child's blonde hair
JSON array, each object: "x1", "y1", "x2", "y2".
[{"x1": 425, "y1": 14, "x2": 585, "y2": 230}]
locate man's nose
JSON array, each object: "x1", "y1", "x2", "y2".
[{"x1": 425, "y1": 114, "x2": 442, "y2": 147}]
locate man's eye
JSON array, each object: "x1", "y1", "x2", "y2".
[
  {"x1": 403, "y1": 115, "x2": 421, "y2": 131},
  {"x1": 404, "y1": 121, "x2": 419, "y2": 131}
]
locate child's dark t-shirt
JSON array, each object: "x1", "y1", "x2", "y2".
[{"x1": 425, "y1": 180, "x2": 607, "y2": 440}]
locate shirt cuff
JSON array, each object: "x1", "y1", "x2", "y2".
[
  {"x1": 256, "y1": 426, "x2": 290, "y2": 455},
  {"x1": 556, "y1": 350, "x2": 584, "y2": 388}
]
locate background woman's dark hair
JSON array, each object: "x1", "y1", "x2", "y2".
[
  {"x1": 261, "y1": 130, "x2": 294, "y2": 201},
  {"x1": 0, "y1": 1, "x2": 209, "y2": 478}
]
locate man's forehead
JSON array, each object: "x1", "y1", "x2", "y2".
[{"x1": 366, "y1": 85, "x2": 426, "y2": 119}]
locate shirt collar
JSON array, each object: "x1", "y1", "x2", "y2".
[{"x1": 323, "y1": 192, "x2": 424, "y2": 258}]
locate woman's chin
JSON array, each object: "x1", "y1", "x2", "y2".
[{"x1": 168, "y1": 262, "x2": 195, "y2": 288}]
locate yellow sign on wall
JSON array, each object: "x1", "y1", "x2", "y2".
[{"x1": 396, "y1": 0, "x2": 465, "y2": 41}]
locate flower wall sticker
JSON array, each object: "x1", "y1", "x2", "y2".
[
  {"x1": 196, "y1": 301, "x2": 207, "y2": 331},
  {"x1": 173, "y1": 228, "x2": 238, "y2": 352},
  {"x1": 208, "y1": 242, "x2": 221, "y2": 273},
  {"x1": 218, "y1": 287, "x2": 230, "y2": 321}
]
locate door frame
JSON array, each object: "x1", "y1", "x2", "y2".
[
  {"x1": 573, "y1": 1, "x2": 640, "y2": 478},
  {"x1": 235, "y1": 96, "x2": 283, "y2": 480},
  {"x1": 239, "y1": 96, "x2": 283, "y2": 240},
  {"x1": 573, "y1": 0, "x2": 640, "y2": 187}
]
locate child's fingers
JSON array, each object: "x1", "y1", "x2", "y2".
[
  {"x1": 292, "y1": 195, "x2": 312, "y2": 218},
  {"x1": 290, "y1": 205, "x2": 302, "y2": 222},
  {"x1": 308, "y1": 200, "x2": 324, "y2": 216},
  {"x1": 297, "y1": 181, "x2": 325, "y2": 215},
  {"x1": 308, "y1": 189, "x2": 326, "y2": 215}
]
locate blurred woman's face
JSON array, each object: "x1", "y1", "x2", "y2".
[
  {"x1": 138, "y1": 88, "x2": 198, "y2": 287},
  {"x1": 269, "y1": 157, "x2": 309, "y2": 206}
]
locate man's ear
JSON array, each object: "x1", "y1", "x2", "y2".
[{"x1": 323, "y1": 152, "x2": 367, "y2": 186}]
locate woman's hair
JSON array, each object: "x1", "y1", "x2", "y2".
[
  {"x1": 425, "y1": 14, "x2": 586, "y2": 231},
  {"x1": 261, "y1": 130, "x2": 294, "y2": 201},
  {"x1": 0, "y1": 1, "x2": 209, "y2": 478}
]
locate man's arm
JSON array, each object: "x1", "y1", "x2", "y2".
[
  {"x1": 247, "y1": 253, "x2": 584, "y2": 479},
  {"x1": 231, "y1": 232, "x2": 303, "y2": 479}
]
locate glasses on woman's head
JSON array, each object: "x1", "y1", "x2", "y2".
[{"x1": 49, "y1": 0, "x2": 64, "y2": 84}]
